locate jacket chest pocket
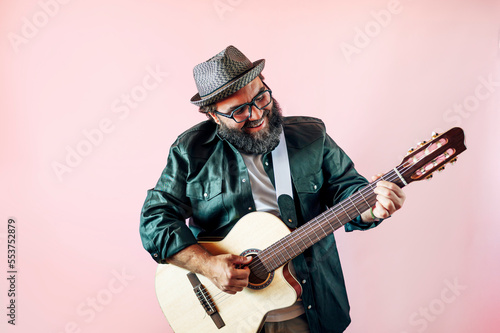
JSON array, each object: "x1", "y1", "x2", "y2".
[
  {"x1": 186, "y1": 180, "x2": 222, "y2": 200},
  {"x1": 186, "y1": 180, "x2": 228, "y2": 226},
  {"x1": 294, "y1": 169, "x2": 324, "y2": 221},
  {"x1": 294, "y1": 169, "x2": 323, "y2": 194}
]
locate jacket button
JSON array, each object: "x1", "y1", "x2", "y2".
[
  {"x1": 248, "y1": 207, "x2": 252, "y2": 211},
  {"x1": 265, "y1": 162, "x2": 269, "y2": 166},
  {"x1": 153, "y1": 253, "x2": 158, "y2": 258},
  {"x1": 302, "y1": 279, "x2": 306, "y2": 284},
  {"x1": 307, "y1": 305, "x2": 312, "y2": 310},
  {"x1": 313, "y1": 185, "x2": 317, "y2": 190},
  {"x1": 204, "y1": 193, "x2": 208, "y2": 198},
  {"x1": 242, "y1": 179, "x2": 246, "y2": 183}
]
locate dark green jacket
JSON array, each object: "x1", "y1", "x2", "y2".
[{"x1": 140, "y1": 116, "x2": 382, "y2": 333}]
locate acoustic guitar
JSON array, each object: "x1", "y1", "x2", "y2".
[{"x1": 155, "y1": 127, "x2": 467, "y2": 333}]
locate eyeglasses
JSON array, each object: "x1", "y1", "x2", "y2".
[{"x1": 213, "y1": 83, "x2": 273, "y2": 123}]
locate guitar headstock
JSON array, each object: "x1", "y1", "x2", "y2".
[{"x1": 397, "y1": 127, "x2": 467, "y2": 185}]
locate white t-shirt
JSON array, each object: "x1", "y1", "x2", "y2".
[{"x1": 240, "y1": 153, "x2": 305, "y2": 322}]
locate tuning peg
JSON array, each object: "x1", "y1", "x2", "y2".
[
  {"x1": 432, "y1": 132, "x2": 440, "y2": 139},
  {"x1": 450, "y1": 158, "x2": 457, "y2": 165},
  {"x1": 417, "y1": 141, "x2": 427, "y2": 147},
  {"x1": 407, "y1": 148, "x2": 415, "y2": 155},
  {"x1": 438, "y1": 166, "x2": 445, "y2": 172},
  {"x1": 426, "y1": 174, "x2": 433, "y2": 180}
]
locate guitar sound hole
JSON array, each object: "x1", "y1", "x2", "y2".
[{"x1": 241, "y1": 252, "x2": 273, "y2": 290}]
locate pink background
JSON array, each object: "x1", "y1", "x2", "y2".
[{"x1": 1, "y1": 0, "x2": 499, "y2": 332}]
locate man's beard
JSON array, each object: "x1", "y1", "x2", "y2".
[{"x1": 217, "y1": 98, "x2": 284, "y2": 155}]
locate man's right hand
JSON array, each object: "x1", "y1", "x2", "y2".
[
  {"x1": 164, "y1": 244, "x2": 252, "y2": 295},
  {"x1": 205, "y1": 254, "x2": 252, "y2": 294}
]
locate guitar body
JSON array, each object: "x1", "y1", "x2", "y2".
[{"x1": 155, "y1": 212, "x2": 301, "y2": 333}]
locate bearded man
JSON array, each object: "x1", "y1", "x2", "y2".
[{"x1": 140, "y1": 45, "x2": 406, "y2": 333}]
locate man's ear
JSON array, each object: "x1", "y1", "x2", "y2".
[{"x1": 208, "y1": 112, "x2": 220, "y2": 125}]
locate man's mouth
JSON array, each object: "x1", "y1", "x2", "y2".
[
  {"x1": 245, "y1": 117, "x2": 265, "y2": 128},
  {"x1": 243, "y1": 110, "x2": 269, "y2": 129}
]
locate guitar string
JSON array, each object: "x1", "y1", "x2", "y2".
[
  {"x1": 197, "y1": 287, "x2": 232, "y2": 305},
  {"x1": 200, "y1": 150, "x2": 438, "y2": 304},
  {"x1": 256, "y1": 169, "x2": 406, "y2": 271},
  {"x1": 270, "y1": 171, "x2": 401, "y2": 265},
  {"x1": 205, "y1": 184, "x2": 380, "y2": 306},
  {"x1": 195, "y1": 287, "x2": 218, "y2": 311},
  {"x1": 259, "y1": 178, "x2": 376, "y2": 265},
  {"x1": 251, "y1": 178, "x2": 381, "y2": 274},
  {"x1": 216, "y1": 145, "x2": 452, "y2": 309},
  {"x1": 205, "y1": 185, "x2": 375, "y2": 305},
  {"x1": 207, "y1": 259, "x2": 297, "y2": 305},
  {"x1": 258, "y1": 148, "x2": 439, "y2": 269},
  {"x1": 245, "y1": 166, "x2": 400, "y2": 273},
  {"x1": 199, "y1": 289, "x2": 230, "y2": 305},
  {"x1": 193, "y1": 175, "x2": 381, "y2": 306},
  {"x1": 198, "y1": 151, "x2": 437, "y2": 305}
]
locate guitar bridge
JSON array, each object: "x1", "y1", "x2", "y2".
[{"x1": 187, "y1": 272, "x2": 225, "y2": 329}]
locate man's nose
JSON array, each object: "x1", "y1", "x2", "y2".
[{"x1": 248, "y1": 105, "x2": 263, "y2": 121}]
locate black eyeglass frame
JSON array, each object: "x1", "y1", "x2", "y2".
[{"x1": 212, "y1": 82, "x2": 273, "y2": 123}]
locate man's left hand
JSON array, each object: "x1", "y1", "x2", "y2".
[{"x1": 361, "y1": 173, "x2": 406, "y2": 222}]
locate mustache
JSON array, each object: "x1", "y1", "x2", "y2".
[{"x1": 242, "y1": 109, "x2": 270, "y2": 129}]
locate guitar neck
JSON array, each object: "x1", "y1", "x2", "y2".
[
  {"x1": 255, "y1": 127, "x2": 467, "y2": 274},
  {"x1": 257, "y1": 169, "x2": 407, "y2": 273}
]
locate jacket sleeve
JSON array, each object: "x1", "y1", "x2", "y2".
[
  {"x1": 321, "y1": 133, "x2": 383, "y2": 232},
  {"x1": 139, "y1": 143, "x2": 198, "y2": 263}
]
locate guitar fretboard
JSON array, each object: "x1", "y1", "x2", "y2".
[{"x1": 257, "y1": 169, "x2": 406, "y2": 273}]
